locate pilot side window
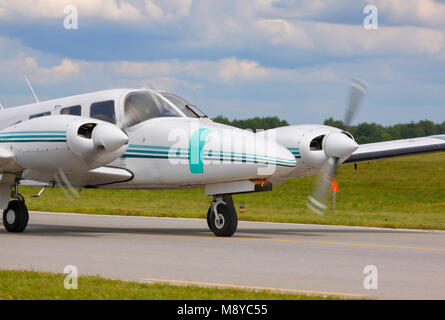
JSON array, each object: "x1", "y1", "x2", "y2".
[
  {"x1": 29, "y1": 111, "x2": 51, "y2": 119},
  {"x1": 61, "y1": 105, "x2": 81, "y2": 116},
  {"x1": 124, "y1": 92, "x2": 180, "y2": 127},
  {"x1": 90, "y1": 100, "x2": 115, "y2": 124}
]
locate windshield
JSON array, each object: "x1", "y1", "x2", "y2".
[
  {"x1": 160, "y1": 92, "x2": 207, "y2": 118},
  {"x1": 124, "y1": 91, "x2": 181, "y2": 127}
]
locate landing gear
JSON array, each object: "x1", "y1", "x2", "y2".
[
  {"x1": 2, "y1": 183, "x2": 28, "y2": 233},
  {"x1": 207, "y1": 194, "x2": 238, "y2": 237},
  {"x1": 3, "y1": 199, "x2": 28, "y2": 233}
]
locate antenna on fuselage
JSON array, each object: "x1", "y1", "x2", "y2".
[{"x1": 24, "y1": 75, "x2": 40, "y2": 103}]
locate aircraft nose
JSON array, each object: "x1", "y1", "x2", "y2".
[{"x1": 93, "y1": 122, "x2": 129, "y2": 152}]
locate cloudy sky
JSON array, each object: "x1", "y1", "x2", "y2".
[{"x1": 0, "y1": 0, "x2": 444, "y2": 125}]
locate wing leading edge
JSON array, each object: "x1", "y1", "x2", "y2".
[{"x1": 343, "y1": 135, "x2": 445, "y2": 164}]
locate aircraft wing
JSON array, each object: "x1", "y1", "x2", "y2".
[
  {"x1": 343, "y1": 135, "x2": 445, "y2": 164},
  {"x1": 84, "y1": 166, "x2": 133, "y2": 186},
  {"x1": 21, "y1": 166, "x2": 133, "y2": 188}
]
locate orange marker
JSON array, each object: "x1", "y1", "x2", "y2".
[
  {"x1": 331, "y1": 179, "x2": 339, "y2": 212},
  {"x1": 330, "y1": 179, "x2": 339, "y2": 192}
]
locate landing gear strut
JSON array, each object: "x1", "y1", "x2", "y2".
[
  {"x1": 207, "y1": 194, "x2": 238, "y2": 237},
  {"x1": 2, "y1": 183, "x2": 28, "y2": 233}
]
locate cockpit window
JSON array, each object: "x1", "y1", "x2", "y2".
[
  {"x1": 160, "y1": 92, "x2": 207, "y2": 118},
  {"x1": 91, "y1": 100, "x2": 115, "y2": 124},
  {"x1": 124, "y1": 91, "x2": 180, "y2": 127}
]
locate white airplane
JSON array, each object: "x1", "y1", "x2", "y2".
[{"x1": 1, "y1": 80, "x2": 445, "y2": 236}]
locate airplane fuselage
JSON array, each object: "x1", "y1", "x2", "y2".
[{"x1": 0, "y1": 89, "x2": 312, "y2": 193}]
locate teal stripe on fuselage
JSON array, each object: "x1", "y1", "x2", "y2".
[
  {"x1": 124, "y1": 154, "x2": 189, "y2": 160},
  {"x1": 127, "y1": 149, "x2": 186, "y2": 155},
  {"x1": 128, "y1": 146, "x2": 296, "y2": 164},
  {"x1": 0, "y1": 131, "x2": 66, "y2": 135},
  {"x1": 0, "y1": 140, "x2": 66, "y2": 143},
  {"x1": 123, "y1": 153, "x2": 295, "y2": 167},
  {"x1": 0, "y1": 135, "x2": 66, "y2": 139},
  {"x1": 0, "y1": 130, "x2": 67, "y2": 143},
  {"x1": 204, "y1": 153, "x2": 296, "y2": 165},
  {"x1": 129, "y1": 144, "x2": 188, "y2": 152},
  {"x1": 127, "y1": 149, "x2": 296, "y2": 165}
]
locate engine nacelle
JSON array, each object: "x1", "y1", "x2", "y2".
[
  {"x1": 66, "y1": 119, "x2": 129, "y2": 168},
  {"x1": 1, "y1": 115, "x2": 128, "y2": 174},
  {"x1": 263, "y1": 124, "x2": 356, "y2": 177}
]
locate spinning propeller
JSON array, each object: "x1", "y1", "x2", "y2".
[{"x1": 307, "y1": 79, "x2": 367, "y2": 214}]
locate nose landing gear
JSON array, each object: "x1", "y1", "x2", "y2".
[
  {"x1": 2, "y1": 183, "x2": 29, "y2": 233},
  {"x1": 207, "y1": 194, "x2": 238, "y2": 237}
]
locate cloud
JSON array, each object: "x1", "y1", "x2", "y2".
[
  {"x1": 217, "y1": 58, "x2": 269, "y2": 83},
  {"x1": 0, "y1": 0, "x2": 194, "y2": 23},
  {"x1": 373, "y1": 0, "x2": 445, "y2": 27},
  {"x1": 254, "y1": 0, "x2": 338, "y2": 19},
  {"x1": 303, "y1": 21, "x2": 444, "y2": 56},
  {"x1": 145, "y1": 0, "x2": 192, "y2": 21},
  {"x1": 169, "y1": 1, "x2": 445, "y2": 58},
  {"x1": 256, "y1": 19, "x2": 314, "y2": 49},
  {"x1": 112, "y1": 57, "x2": 337, "y2": 85},
  {"x1": 139, "y1": 77, "x2": 202, "y2": 91},
  {"x1": 0, "y1": 0, "x2": 142, "y2": 21},
  {"x1": 2, "y1": 0, "x2": 445, "y2": 59},
  {"x1": 0, "y1": 34, "x2": 339, "y2": 96},
  {"x1": 0, "y1": 54, "x2": 81, "y2": 84}
]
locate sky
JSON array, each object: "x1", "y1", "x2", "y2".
[{"x1": 0, "y1": 0, "x2": 444, "y2": 125}]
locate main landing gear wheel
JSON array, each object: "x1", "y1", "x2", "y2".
[
  {"x1": 207, "y1": 195, "x2": 238, "y2": 237},
  {"x1": 3, "y1": 199, "x2": 29, "y2": 233}
]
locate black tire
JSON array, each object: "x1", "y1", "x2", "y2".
[
  {"x1": 3, "y1": 200, "x2": 29, "y2": 233},
  {"x1": 207, "y1": 201, "x2": 238, "y2": 237}
]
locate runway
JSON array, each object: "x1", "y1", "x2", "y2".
[{"x1": 1, "y1": 211, "x2": 445, "y2": 299}]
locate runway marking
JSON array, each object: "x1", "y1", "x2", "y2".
[
  {"x1": 28, "y1": 224, "x2": 445, "y2": 252},
  {"x1": 138, "y1": 277, "x2": 365, "y2": 298},
  {"x1": 231, "y1": 237, "x2": 445, "y2": 252}
]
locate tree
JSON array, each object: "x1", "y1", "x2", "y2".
[
  {"x1": 212, "y1": 116, "x2": 445, "y2": 143},
  {"x1": 212, "y1": 116, "x2": 289, "y2": 131}
]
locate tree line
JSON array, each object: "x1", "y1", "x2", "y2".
[
  {"x1": 212, "y1": 116, "x2": 289, "y2": 131},
  {"x1": 212, "y1": 116, "x2": 445, "y2": 144},
  {"x1": 323, "y1": 118, "x2": 445, "y2": 144}
]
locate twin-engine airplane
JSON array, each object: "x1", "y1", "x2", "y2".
[{"x1": 1, "y1": 80, "x2": 445, "y2": 236}]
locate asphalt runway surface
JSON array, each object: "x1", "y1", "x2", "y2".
[{"x1": 1, "y1": 211, "x2": 445, "y2": 299}]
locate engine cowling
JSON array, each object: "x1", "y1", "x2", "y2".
[
  {"x1": 2, "y1": 115, "x2": 128, "y2": 173},
  {"x1": 263, "y1": 124, "x2": 357, "y2": 177},
  {"x1": 66, "y1": 119, "x2": 129, "y2": 168}
]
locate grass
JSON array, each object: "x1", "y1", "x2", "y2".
[
  {"x1": 0, "y1": 270, "x2": 344, "y2": 300},
  {"x1": 22, "y1": 152, "x2": 445, "y2": 230}
]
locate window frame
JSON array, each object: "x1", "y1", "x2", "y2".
[
  {"x1": 122, "y1": 91, "x2": 183, "y2": 127},
  {"x1": 60, "y1": 105, "x2": 82, "y2": 116},
  {"x1": 90, "y1": 100, "x2": 116, "y2": 124}
]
